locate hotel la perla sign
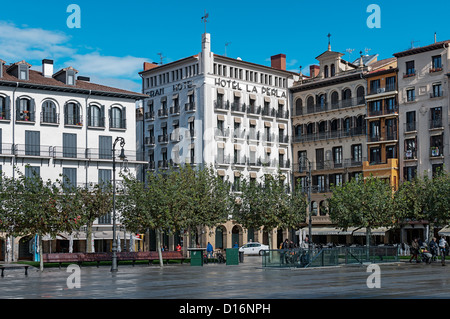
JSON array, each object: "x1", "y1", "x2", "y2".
[{"x1": 214, "y1": 78, "x2": 286, "y2": 99}]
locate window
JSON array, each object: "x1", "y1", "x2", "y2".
[
  {"x1": 386, "y1": 76, "x2": 396, "y2": 91},
  {"x1": 406, "y1": 88, "x2": 415, "y2": 102},
  {"x1": 65, "y1": 102, "x2": 81, "y2": 125},
  {"x1": 42, "y1": 100, "x2": 57, "y2": 124},
  {"x1": 63, "y1": 133, "x2": 77, "y2": 158},
  {"x1": 19, "y1": 64, "x2": 28, "y2": 80},
  {"x1": 369, "y1": 100, "x2": 382, "y2": 115},
  {"x1": 370, "y1": 147, "x2": 381, "y2": 164},
  {"x1": 432, "y1": 83, "x2": 442, "y2": 98},
  {"x1": 432, "y1": 55, "x2": 442, "y2": 71},
  {"x1": 0, "y1": 96, "x2": 10, "y2": 120},
  {"x1": 330, "y1": 64, "x2": 335, "y2": 77},
  {"x1": 403, "y1": 166, "x2": 417, "y2": 182},
  {"x1": 370, "y1": 79, "x2": 380, "y2": 94},
  {"x1": 315, "y1": 148, "x2": 324, "y2": 170},
  {"x1": 17, "y1": 98, "x2": 34, "y2": 121},
  {"x1": 405, "y1": 111, "x2": 416, "y2": 131},
  {"x1": 99, "y1": 136, "x2": 112, "y2": 160},
  {"x1": 62, "y1": 167, "x2": 77, "y2": 189},
  {"x1": 405, "y1": 138, "x2": 417, "y2": 159},
  {"x1": 25, "y1": 166, "x2": 40, "y2": 179},
  {"x1": 88, "y1": 105, "x2": 103, "y2": 127},
  {"x1": 432, "y1": 163, "x2": 444, "y2": 176},
  {"x1": 67, "y1": 71, "x2": 75, "y2": 86},
  {"x1": 370, "y1": 121, "x2": 380, "y2": 141},
  {"x1": 324, "y1": 65, "x2": 329, "y2": 78},
  {"x1": 405, "y1": 61, "x2": 415, "y2": 76},
  {"x1": 25, "y1": 130, "x2": 40, "y2": 156},
  {"x1": 333, "y1": 147, "x2": 342, "y2": 168},
  {"x1": 430, "y1": 134, "x2": 443, "y2": 157},
  {"x1": 351, "y1": 144, "x2": 362, "y2": 164},
  {"x1": 385, "y1": 118, "x2": 397, "y2": 140},
  {"x1": 98, "y1": 169, "x2": 112, "y2": 186},
  {"x1": 430, "y1": 107, "x2": 442, "y2": 128},
  {"x1": 110, "y1": 106, "x2": 125, "y2": 129},
  {"x1": 386, "y1": 145, "x2": 396, "y2": 159}
]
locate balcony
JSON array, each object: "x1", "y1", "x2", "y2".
[
  {"x1": 278, "y1": 135, "x2": 289, "y2": 144},
  {"x1": 41, "y1": 112, "x2": 60, "y2": 125},
  {"x1": 367, "y1": 84, "x2": 397, "y2": 96},
  {"x1": 0, "y1": 143, "x2": 14, "y2": 156},
  {"x1": 16, "y1": 110, "x2": 36, "y2": 123},
  {"x1": 87, "y1": 149, "x2": 145, "y2": 162},
  {"x1": 158, "y1": 160, "x2": 169, "y2": 169},
  {"x1": 53, "y1": 146, "x2": 88, "y2": 159},
  {"x1": 276, "y1": 109, "x2": 289, "y2": 120},
  {"x1": 144, "y1": 111, "x2": 155, "y2": 121},
  {"x1": 0, "y1": 109, "x2": 11, "y2": 121},
  {"x1": 293, "y1": 127, "x2": 365, "y2": 143},
  {"x1": 293, "y1": 157, "x2": 367, "y2": 173},
  {"x1": 404, "y1": 122, "x2": 416, "y2": 133},
  {"x1": 247, "y1": 105, "x2": 261, "y2": 116},
  {"x1": 430, "y1": 67, "x2": 443, "y2": 73},
  {"x1": 367, "y1": 105, "x2": 398, "y2": 117},
  {"x1": 403, "y1": 70, "x2": 416, "y2": 78},
  {"x1": 15, "y1": 144, "x2": 53, "y2": 158},
  {"x1": 430, "y1": 89, "x2": 444, "y2": 99},
  {"x1": 232, "y1": 156, "x2": 247, "y2": 167},
  {"x1": 230, "y1": 102, "x2": 245, "y2": 113},
  {"x1": 185, "y1": 129, "x2": 196, "y2": 139},
  {"x1": 169, "y1": 106, "x2": 180, "y2": 115},
  {"x1": 158, "y1": 134, "x2": 169, "y2": 144},
  {"x1": 261, "y1": 107, "x2": 275, "y2": 117},
  {"x1": 185, "y1": 102, "x2": 196, "y2": 112},
  {"x1": 170, "y1": 132, "x2": 182, "y2": 142},
  {"x1": 429, "y1": 119, "x2": 443, "y2": 129},
  {"x1": 368, "y1": 132, "x2": 398, "y2": 143},
  {"x1": 214, "y1": 100, "x2": 229, "y2": 111},
  {"x1": 430, "y1": 147, "x2": 443, "y2": 158},
  {"x1": 215, "y1": 155, "x2": 230, "y2": 166},
  {"x1": 404, "y1": 149, "x2": 417, "y2": 160},
  {"x1": 158, "y1": 108, "x2": 168, "y2": 118},
  {"x1": 232, "y1": 129, "x2": 246, "y2": 139},
  {"x1": 145, "y1": 136, "x2": 155, "y2": 146},
  {"x1": 215, "y1": 128, "x2": 229, "y2": 139},
  {"x1": 145, "y1": 161, "x2": 155, "y2": 171}
]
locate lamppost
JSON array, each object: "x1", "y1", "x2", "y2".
[
  {"x1": 300, "y1": 156, "x2": 312, "y2": 263},
  {"x1": 111, "y1": 137, "x2": 126, "y2": 272}
]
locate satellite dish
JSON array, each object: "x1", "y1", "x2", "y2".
[{"x1": 237, "y1": 57, "x2": 242, "y2": 61}]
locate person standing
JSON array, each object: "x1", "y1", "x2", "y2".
[
  {"x1": 409, "y1": 238, "x2": 419, "y2": 263},
  {"x1": 206, "y1": 242, "x2": 214, "y2": 259}
]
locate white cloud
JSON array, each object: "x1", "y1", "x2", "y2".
[{"x1": 0, "y1": 21, "x2": 144, "y2": 92}]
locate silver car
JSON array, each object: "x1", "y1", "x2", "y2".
[{"x1": 239, "y1": 242, "x2": 269, "y2": 256}]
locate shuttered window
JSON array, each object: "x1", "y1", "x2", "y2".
[
  {"x1": 25, "y1": 130, "x2": 40, "y2": 156},
  {"x1": 62, "y1": 167, "x2": 77, "y2": 189},
  {"x1": 99, "y1": 136, "x2": 112, "y2": 159},
  {"x1": 63, "y1": 133, "x2": 77, "y2": 158}
]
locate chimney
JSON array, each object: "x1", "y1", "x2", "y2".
[
  {"x1": 271, "y1": 54, "x2": 286, "y2": 70},
  {"x1": 42, "y1": 59, "x2": 54, "y2": 78},
  {"x1": 143, "y1": 62, "x2": 159, "y2": 71},
  {"x1": 310, "y1": 65, "x2": 320, "y2": 78}
]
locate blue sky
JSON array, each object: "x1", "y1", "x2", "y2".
[{"x1": 0, "y1": 0, "x2": 449, "y2": 92}]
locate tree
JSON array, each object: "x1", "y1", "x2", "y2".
[
  {"x1": 76, "y1": 182, "x2": 113, "y2": 253},
  {"x1": 233, "y1": 172, "x2": 306, "y2": 250},
  {"x1": 328, "y1": 176, "x2": 395, "y2": 247}
]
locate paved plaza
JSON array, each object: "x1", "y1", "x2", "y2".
[{"x1": 1, "y1": 256, "x2": 450, "y2": 300}]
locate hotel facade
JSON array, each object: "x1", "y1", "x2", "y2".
[{"x1": 139, "y1": 33, "x2": 299, "y2": 250}]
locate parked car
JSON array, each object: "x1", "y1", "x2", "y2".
[{"x1": 239, "y1": 242, "x2": 269, "y2": 256}]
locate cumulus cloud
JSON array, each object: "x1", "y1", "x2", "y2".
[{"x1": 0, "y1": 22, "x2": 144, "y2": 92}]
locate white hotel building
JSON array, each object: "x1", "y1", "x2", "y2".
[
  {"x1": 0, "y1": 59, "x2": 146, "y2": 261},
  {"x1": 139, "y1": 33, "x2": 299, "y2": 250}
]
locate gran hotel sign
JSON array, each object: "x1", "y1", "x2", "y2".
[{"x1": 215, "y1": 78, "x2": 287, "y2": 98}]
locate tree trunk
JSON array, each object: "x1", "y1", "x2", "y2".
[
  {"x1": 39, "y1": 235, "x2": 44, "y2": 272},
  {"x1": 156, "y1": 228, "x2": 163, "y2": 267},
  {"x1": 86, "y1": 223, "x2": 93, "y2": 253},
  {"x1": 366, "y1": 226, "x2": 371, "y2": 261}
]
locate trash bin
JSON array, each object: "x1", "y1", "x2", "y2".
[
  {"x1": 225, "y1": 248, "x2": 239, "y2": 265},
  {"x1": 239, "y1": 251, "x2": 244, "y2": 263},
  {"x1": 189, "y1": 248, "x2": 204, "y2": 266}
]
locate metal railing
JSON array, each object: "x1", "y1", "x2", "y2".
[{"x1": 262, "y1": 245, "x2": 399, "y2": 268}]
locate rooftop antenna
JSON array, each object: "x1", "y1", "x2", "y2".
[
  {"x1": 225, "y1": 42, "x2": 231, "y2": 57},
  {"x1": 157, "y1": 52, "x2": 165, "y2": 65},
  {"x1": 410, "y1": 40, "x2": 420, "y2": 49},
  {"x1": 364, "y1": 48, "x2": 372, "y2": 56},
  {"x1": 346, "y1": 48, "x2": 355, "y2": 60},
  {"x1": 201, "y1": 10, "x2": 209, "y2": 34},
  {"x1": 327, "y1": 33, "x2": 332, "y2": 51}
]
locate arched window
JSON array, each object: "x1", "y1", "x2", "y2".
[
  {"x1": 110, "y1": 106, "x2": 126, "y2": 129},
  {"x1": 17, "y1": 97, "x2": 35, "y2": 122},
  {"x1": 318, "y1": 94, "x2": 326, "y2": 110},
  {"x1": 311, "y1": 201, "x2": 318, "y2": 216},
  {"x1": 42, "y1": 100, "x2": 57, "y2": 124},
  {"x1": 330, "y1": 64, "x2": 335, "y2": 77},
  {"x1": 306, "y1": 96, "x2": 314, "y2": 113},
  {"x1": 331, "y1": 91, "x2": 339, "y2": 109},
  {"x1": 88, "y1": 104, "x2": 104, "y2": 127},
  {"x1": 0, "y1": 96, "x2": 9, "y2": 120},
  {"x1": 295, "y1": 98, "x2": 303, "y2": 116},
  {"x1": 65, "y1": 102, "x2": 81, "y2": 126},
  {"x1": 356, "y1": 86, "x2": 365, "y2": 104},
  {"x1": 319, "y1": 200, "x2": 327, "y2": 216},
  {"x1": 342, "y1": 88, "x2": 352, "y2": 107},
  {"x1": 324, "y1": 65, "x2": 329, "y2": 78},
  {"x1": 306, "y1": 123, "x2": 315, "y2": 135},
  {"x1": 343, "y1": 117, "x2": 352, "y2": 136}
]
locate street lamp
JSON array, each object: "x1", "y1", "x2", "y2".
[
  {"x1": 300, "y1": 156, "x2": 312, "y2": 263},
  {"x1": 111, "y1": 137, "x2": 126, "y2": 272}
]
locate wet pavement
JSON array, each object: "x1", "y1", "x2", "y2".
[{"x1": 1, "y1": 256, "x2": 450, "y2": 299}]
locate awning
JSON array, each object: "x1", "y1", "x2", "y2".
[
  {"x1": 438, "y1": 226, "x2": 450, "y2": 236},
  {"x1": 306, "y1": 227, "x2": 348, "y2": 236},
  {"x1": 349, "y1": 227, "x2": 390, "y2": 236}
]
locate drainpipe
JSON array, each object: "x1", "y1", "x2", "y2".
[
  {"x1": 10, "y1": 82, "x2": 19, "y2": 262},
  {"x1": 85, "y1": 90, "x2": 91, "y2": 186}
]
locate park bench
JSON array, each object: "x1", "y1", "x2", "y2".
[
  {"x1": 0, "y1": 264, "x2": 30, "y2": 277},
  {"x1": 42, "y1": 251, "x2": 187, "y2": 268}
]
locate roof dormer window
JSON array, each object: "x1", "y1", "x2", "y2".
[
  {"x1": 19, "y1": 63, "x2": 29, "y2": 80},
  {"x1": 53, "y1": 66, "x2": 78, "y2": 85},
  {"x1": 67, "y1": 70, "x2": 75, "y2": 85}
]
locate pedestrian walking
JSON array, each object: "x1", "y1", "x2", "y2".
[
  {"x1": 429, "y1": 237, "x2": 438, "y2": 261},
  {"x1": 409, "y1": 238, "x2": 419, "y2": 263},
  {"x1": 206, "y1": 242, "x2": 214, "y2": 259},
  {"x1": 439, "y1": 236, "x2": 448, "y2": 266}
]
